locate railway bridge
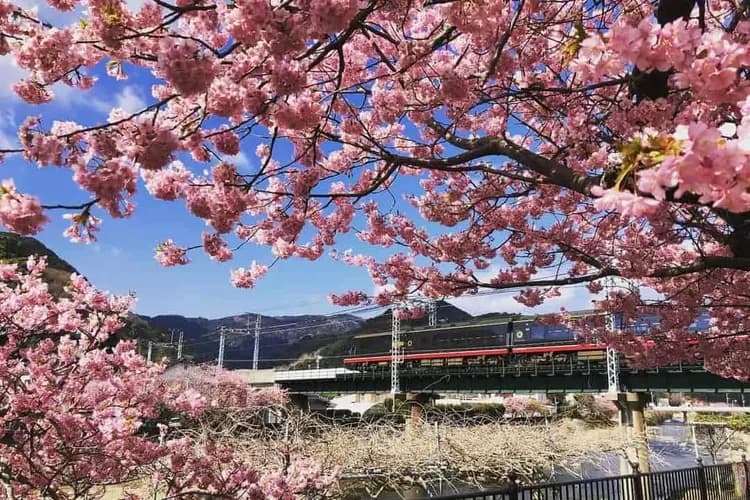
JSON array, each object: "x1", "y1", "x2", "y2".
[
  {"x1": 241, "y1": 310, "x2": 750, "y2": 475},
  {"x1": 271, "y1": 362, "x2": 750, "y2": 395},
  {"x1": 260, "y1": 360, "x2": 750, "y2": 475}
]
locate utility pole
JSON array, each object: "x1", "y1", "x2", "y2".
[
  {"x1": 391, "y1": 305, "x2": 403, "y2": 395},
  {"x1": 176, "y1": 330, "x2": 183, "y2": 360},
  {"x1": 252, "y1": 314, "x2": 261, "y2": 370},
  {"x1": 147, "y1": 341, "x2": 153, "y2": 364},
  {"x1": 217, "y1": 326, "x2": 226, "y2": 370}
]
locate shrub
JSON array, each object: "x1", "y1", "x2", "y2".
[
  {"x1": 668, "y1": 394, "x2": 684, "y2": 407},
  {"x1": 645, "y1": 411, "x2": 673, "y2": 426},
  {"x1": 504, "y1": 397, "x2": 551, "y2": 417},
  {"x1": 694, "y1": 413, "x2": 750, "y2": 432},
  {"x1": 564, "y1": 395, "x2": 618, "y2": 427}
]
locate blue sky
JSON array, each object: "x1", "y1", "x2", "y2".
[{"x1": 0, "y1": 2, "x2": 603, "y2": 319}]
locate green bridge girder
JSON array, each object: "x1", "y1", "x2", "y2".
[{"x1": 277, "y1": 366, "x2": 750, "y2": 395}]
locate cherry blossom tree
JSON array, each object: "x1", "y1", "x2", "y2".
[
  {"x1": 1, "y1": 0, "x2": 750, "y2": 377},
  {"x1": 0, "y1": 256, "x2": 332, "y2": 499}
]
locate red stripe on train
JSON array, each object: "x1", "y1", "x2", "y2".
[{"x1": 343, "y1": 343, "x2": 606, "y2": 365}]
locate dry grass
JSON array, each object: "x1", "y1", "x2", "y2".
[{"x1": 178, "y1": 409, "x2": 629, "y2": 496}]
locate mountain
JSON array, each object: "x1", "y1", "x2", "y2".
[
  {"x1": 0, "y1": 232, "x2": 170, "y2": 346},
  {"x1": 141, "y1": 301, "x2": 481, "y2": 370},
  {"x1": 0, "y1": 232, "x2": 363, "y2": 367},
  {"x1": 140, "y1": 312, "x2": 364, "y2": 369},
  {"x1": 0, "y1": 232, "x2": 494, "y2": 370},
  {"x1": 353, "y1": 299, "x2": 473, "y2": 335},
  {"x1": 288, "y1": 300, "x2": 476, "y2": 369},
  {"x1": 0, "y1": 231, "x2": 79, "y2": 296}
]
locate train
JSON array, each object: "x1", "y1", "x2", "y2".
[{"x1": 342, "y1": 310, "x2": 712, "y2": 370}]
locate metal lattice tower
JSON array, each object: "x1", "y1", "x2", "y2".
[
  {"x1": 252, "y1": 314, "x2": 261, "y2": 370},
  {"x1": 606, "y1": 345, "x2": 620, "y2": 393},
  {"x1": 391, "y1": 305, "x2": 403, "y2": 395},
  {"x1": 217, "y1": 326, "x2": 226, "y2": 370},
  {"x1": 605, "y1": 278, "x2": 621, "y2": 393},
  {"x1": 428, "y1": 300, "x2": 437, "y2": 327}
]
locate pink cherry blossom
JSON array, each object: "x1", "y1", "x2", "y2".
[
  {"x1": 202, "y1": 232, "x2": 233, "y2": 262},
  {"x1": 0, "y1": 179, "x2": 49, "y2": 234},
  {"x1": 328, "y1": 290, "x2": 370, "y2": 306},
  {"x1": 154, "y1": 38, "x2": 216, "y2": 96},
  {"x1": 1, "y1": 0, "x2": 750, "y2": 379},
  {"x1": 155, "y1": 239, "x2": 189, "y2": 266},
  {"x1": 142, "y1": 161, "x2": 192, "y2": 200},
  {"x1": 63, "y1": 211, "x2": 102, "y2": 243},
  {"x1": 230, "y1": 261, "x2": 268, "y2": 288},
  {"x1": 0, "y1": 258, "x2": 331, "y2": 498}
]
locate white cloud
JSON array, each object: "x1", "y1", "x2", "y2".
[
  {"x1": 113, "y1": 86, "x2": 146, "y2": 114},
  {"x1": 0, "y1": 109, "x2": 17, "y2": 149},
  {"x1": 36, "y1": 83, "x2": 146, "y2": 118},
  {"x1": 0, "y1": 129, "x2": 14, "y2": 149},
  {"x1": 230, "y1": 151, "x2": 251, "y2": 170},
  {"x1": 449, "y1": 284, "x2": 593, "y2": 316},
  {"x1": 0, "y1": 56, "x2": 105, "y2": 113},
  {"x1": 125, "y1": 0, "x2": 146, "y2": 11},
  {"x1": 12, "y1": 0, "x2": 82, "y2": 26},
  {"x1": 0, "y1": 56, "x2": 28, "y2": 100}
]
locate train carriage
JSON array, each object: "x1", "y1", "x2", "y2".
[
  {"x1": 343, "y1": 313, "x2": 608, "y2": 371},
  {"x1": 343, "y1": 310, "x2": 715, "y2": 372}
]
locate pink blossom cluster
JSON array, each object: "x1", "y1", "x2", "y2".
[
  {"x1": 202, "y1": 232, "x2": 233, "y2": 262},
  {"x1": 0, "y1": 179, "x2": 48, "y2": 234},
  {"x1": 230, "y1": 261, "x2": 268, "y2": 288},
  {"x1": 161, "y1": 364, "x2": 287, "y2": 409},
  {"x1": 0, "y1": 258, "x2": 333, "y2": 498},
  {"x1": 155, "y1": 239, "x2": 189, "y2": 266},
  {"x1": 0, "y1": 257, "x2": 162, "y2": 496},
  {"x1": 503, "y1": 396, "x2": 546, "y2": 416},
  {"x1": 328, "y1": 290, "x2": 370, "y2": 306},
  {"x1": 1, "y1": 0, "x2": 750, "y2": 378}
]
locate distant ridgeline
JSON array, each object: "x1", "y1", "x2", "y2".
[
  {"x1": 0, "y1": 231, "x2": 169, "y2": 348},
  {"x1": 0, "y1": 231, "x2": 78, "y2": 272},
  {"x1": 0, "y1": 231, "x2": 79, "y2": 297}
]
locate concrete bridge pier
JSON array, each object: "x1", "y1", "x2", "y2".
[
  {"x1": 609, "y1": 392, "x2": 650, "y2": 474},
  {"x1": 405, "y1": 392, "x2": 430, "y2": 428},
  {"x1": 288, "y1": 393, "x2": 311, "y2": 412}
]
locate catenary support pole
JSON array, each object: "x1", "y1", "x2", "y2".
[
  {"x1": 391, "y1": 306, "x2": 402, "y2": 395},
  {"x1": 176, "y1": 330, "x2": 183, "y2": 360},
  {"x1": 428, "y1": 300, "x2": 437, "y2": 327},
  {"x1": 252, "y1": 314, "x2": 261, "y2": 370},
  {"x1": 217, "y1": 326, "x2": 225, "y2": 370}
]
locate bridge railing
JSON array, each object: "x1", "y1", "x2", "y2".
[{"x1": 425, "y1": 458, "x2": 750, "y2": 500}]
